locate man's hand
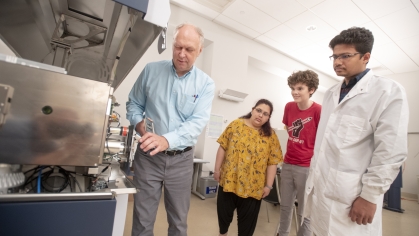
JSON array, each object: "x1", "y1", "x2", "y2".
[
  {"x1": 135, "y1": 120, "x2": 146, "y2": 136},
  {"x1": 262, "y1": 187, "x2": 271, "y2": 198},
  {"x1": 139, "y1": 132, "x2": 169, "y2": 156},
  {"x1": 349, "y1": 197, "x2": 377, "y2": 225}
]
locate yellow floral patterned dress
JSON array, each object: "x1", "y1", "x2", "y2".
[{"x1": 217, "y1": 118, "x2": 283, "y2": 200}]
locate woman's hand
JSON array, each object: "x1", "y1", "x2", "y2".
[
  {"x1": 213, "y1": 172, "x2": 221, "y2": 182},
  {"x1": 262, "y1": 186, "x2": 271, "y2": 198}
]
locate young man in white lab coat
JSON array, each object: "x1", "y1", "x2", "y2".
[{"x1": 303, "y1": 27, "x2": 409, "y2": 236}]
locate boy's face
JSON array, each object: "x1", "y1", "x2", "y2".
[{"x1": 290, "y1": 83, "x2": 314, "y2": 103}]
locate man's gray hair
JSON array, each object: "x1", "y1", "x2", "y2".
[{"x1": 173, "y1": 23, "x2": 205, "y2": 47}]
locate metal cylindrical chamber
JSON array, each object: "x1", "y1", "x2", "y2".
[
  {"x1": 104, "y1": 140, "x2": 125, "y2": 154},
  {"x1": 108, "y1": 127, "x2": 128, "y2": 136}
]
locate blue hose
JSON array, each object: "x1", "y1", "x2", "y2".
[{"x1": 37, "y1": 167, "x2": 43, "y2": 193}]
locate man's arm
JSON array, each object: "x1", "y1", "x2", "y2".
[
  {"x1": 126, "y1": 65, "x2": 148, "y2": 132},
  {"x1": 350, "y1": 83, "x2": 409, "y2": 224},
  {"x1": 163, "y1": 79, "x2": 215, "y2": 149}
]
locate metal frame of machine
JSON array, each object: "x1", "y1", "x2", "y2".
[{"x1": 0, "y1": 0, "x2": 170, "y2": 235}]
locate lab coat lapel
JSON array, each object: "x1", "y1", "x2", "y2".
[
  {"x1": 334, "y1": 70, "x2": 372, "y2": 106},
  {"x1": 332, "y1": 81, "x2": 343, "y2": 107}
]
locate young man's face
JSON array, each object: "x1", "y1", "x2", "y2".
[
  {"x1": 290, "y1": 83, "x2": 314, "y2": 104},
  {"x1": 332, "y1": 44, "x2": 370, "y2": 80}
]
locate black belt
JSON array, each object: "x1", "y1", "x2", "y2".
[{"x1": 162, "y1": 147, "x2": 192, "y2": 156}]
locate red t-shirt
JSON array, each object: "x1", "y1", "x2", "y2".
[{"x1": 282, "y1": 102, "x2": 321, "y2": 167}]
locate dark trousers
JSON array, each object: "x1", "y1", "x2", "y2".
[{"x1": 217, "y1": 186, "x2": 262, "y2": 236}]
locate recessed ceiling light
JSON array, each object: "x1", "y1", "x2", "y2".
[{"x1": 306, "y1": 25, "x2": 317, "y2": 31}]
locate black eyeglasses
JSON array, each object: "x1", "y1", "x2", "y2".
[
  {"x1": 254, "y1": 108, "x2": 270, "y2": 117},
  {"x1": 329, "y1": 53, "x2": 363, "y2": 61}
]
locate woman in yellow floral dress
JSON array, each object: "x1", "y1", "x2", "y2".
[{"x1": 214, "y1": 99, "x2": 283, "y2": 236}]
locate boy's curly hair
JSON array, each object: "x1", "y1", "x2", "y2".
[{"x1": 287, "y1": 70, "x2": 319, "y2": 97}]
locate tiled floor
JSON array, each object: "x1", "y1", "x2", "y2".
[{"x1": 123, "y1": 193, "x2": 419, "y2": 236}]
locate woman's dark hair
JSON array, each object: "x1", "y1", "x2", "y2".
[
  {"x1": 240, "y1": 99, "x2": 273, "y2": 137},
  {"x1": 329, "y1": 27, "x2": 374, "y2": 54}
]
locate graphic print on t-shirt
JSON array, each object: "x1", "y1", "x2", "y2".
[{"x1": 287, "y1": 117, "x2": 313, "y2": 138}]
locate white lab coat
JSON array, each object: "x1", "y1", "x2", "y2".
[{"x1": 303, "y1": 70, "x2": 409, "y2": 236}]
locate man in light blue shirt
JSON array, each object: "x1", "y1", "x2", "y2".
[{"x1": 127, "y1": 23, "x2": 215, "y2": 236}]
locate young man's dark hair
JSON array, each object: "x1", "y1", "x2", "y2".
[{"x1": 329, "y1": 27, "x2": 374, "y2": 54}]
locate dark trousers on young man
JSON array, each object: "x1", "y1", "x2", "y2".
[
  {"x1": 131, "y1": 147, "x2": 194, "y2": 236},
  {"x1": 217, "y1": 186, "x2": 262, "y2": 236}
]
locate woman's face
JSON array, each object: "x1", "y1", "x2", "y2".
[{"x1": 250, "y1": 104, "x2": 271, "y2": 128}]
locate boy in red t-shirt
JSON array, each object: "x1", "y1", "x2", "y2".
[{"x1": 278, "y1": 70, "x2": 321, "y2": 236}]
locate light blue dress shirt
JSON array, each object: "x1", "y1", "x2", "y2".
[{"x1": 126, "y1": 60, "x2": 215, "y2": 150}]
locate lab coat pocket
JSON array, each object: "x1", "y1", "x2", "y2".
[
  {"x1": 336, "y1": 115, "x2": 365, "y2": 142},
  {"x1": 324, "y1": 168, "x2": 362, "y2": 206},
  {"x1": 178, "y1": 94, "x2": 196, "y2": 117}
]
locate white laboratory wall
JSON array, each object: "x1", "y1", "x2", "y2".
[
  {"x1": 0, "y1": 38, "x2": 16, "y2": 56},
  {"x1": 386, "y1": 71, "x2": 419, "y2": 198},
  {"x1": 112, "y1": 3, "x2": 336, "y2": 176}
]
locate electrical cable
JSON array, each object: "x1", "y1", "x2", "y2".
[
  {"x1": 24, "y1": 166, "x2": 42, "y2": 174},
  {"x1": 70, "y1": 174, "x2": 83, "y2": 192},
  {"x1": 113, "y1": 111, "x2": 121, "y2": 127}
]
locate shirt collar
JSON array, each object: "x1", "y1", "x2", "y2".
[
  {"x1": 342, "y1": 68, "x2": 370, "y2": 88},
  {"x1": 171, "y1": 60, "x2": 195, "y2": 79}
]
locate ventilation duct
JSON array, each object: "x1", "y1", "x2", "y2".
[{"x1": 219, "y1": 89, "x2": 248, "y2": 102}]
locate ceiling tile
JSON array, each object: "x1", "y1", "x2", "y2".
[
  {"x1": 373, "y1": 42, "x2": 419, "y2": 74},
  {"x1": 243, "y1": 0, "x2": 306, "y2": 23},
  {"x1": 221, "y1": 0, "x2": 281, "y2": 33},
  {"x1": 367, "y1": 57, "x2": 385, "y2": 71},
  {"x1": 366, "y1": 58, "x2": 393, "y2": 75},
  {"x1": 289, "y1": 42, "x2": 336, "y2": 76},
  {"x1": 254, "y1": 35, "x2": 294, "y2": 55},
  {"x1": 360, "y1": 22, "x2": 393, "y2": 46},
  {"x1": 213, "y1": 14, "x2": 260, "y2": 38},
  {"x1": 171, "y1": 0, "x2": 220, "y2": 19},
  {"x1": 297, "y1": 0, "x2": 326, "y2": 8},
  {"x1": 284, "y1": 11, "x2": 338, "y2": 41},
  {"x1": 311, "y1": 0, "x2": 370, "y2": 30},
  {"x1": 351, "y1": 0, "x2": 412, "y2": 20},
  {"x1": 396, "y1": 35, "x2": 419, "y2": 66},
  {"x1": 264, "y1": 24, "x2": 312, "y2": 51},
  {"x1": 374, "y1": 6, "x2": 419, "y2": 41},
  {"x1": 292, "y1": 42, "x2": 332, "y2": 65}
]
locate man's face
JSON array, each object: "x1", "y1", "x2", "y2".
[
  {"x1": 172, "y1": 25, "x2": 202, "y2": 76},
  {"x1": 290, "y1": 83, "x2": 314, "y2": 104},
  {"x1": 332, "y1": 44, "x2": 370, "y2": 80}
]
